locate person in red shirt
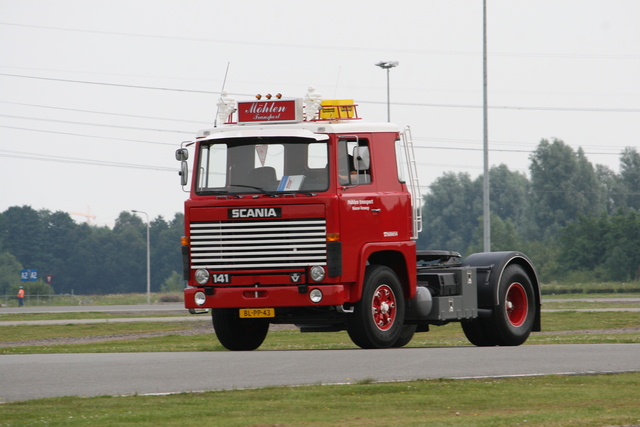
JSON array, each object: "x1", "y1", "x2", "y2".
[{"x1": 17, "y1": 286, "x2": 24, "y2": 307}]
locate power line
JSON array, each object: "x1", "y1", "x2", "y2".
[
  {"x1": 382, "y1": 99, "x2": 640, "y2": 113},
  {"x1": 415, "y1": 145, "x2": 624, "y2": 156},
  {"x1": 0, "y1": 64, "x2": 216, "y2": 84},
  {"x1": 0, "y1": 112, "x2": 628, "y2": 158},
  {"x1": 0, "y1": 113, "x2": 192, "y2": 134},
  {"x1": 0, "y1": 101, "x2": 211, "y2": 126},
  {"x1": 0, "y1": 148, "x2": 176, "y2": 171},
  {"x1": 0, "y1": 72, "x2": 217, "y2": 95},
  {"x1": 2, "y1": 21, "x2": 639, "y2": 60},
  {"x1": 0, "y1": 122, "x2": 627, "y2": 158},
  {"x1": 414, "y1": 136, "x2": 636, "y2": 155},
  {"x1": 2, "y1": 72, "x2": 639, "y2": 113},
  {"x1": 0, "y1": 125, "x2": 178, "y2": 146}
]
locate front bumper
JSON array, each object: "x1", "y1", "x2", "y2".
[{"x1": 184, "y1": 284, "x2": 347, "y2": 309}]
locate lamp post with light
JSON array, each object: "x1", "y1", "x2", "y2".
[
  {"x1": 375, "y1": 61, "x2": 399, "y2": 122},
  {"x1": 131, "y1": 210, "x2": 151, "y2": 304}
]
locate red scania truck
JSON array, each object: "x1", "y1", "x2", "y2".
[{"x1": 176, "y1": 88, "x2": 541, "y2": 351}]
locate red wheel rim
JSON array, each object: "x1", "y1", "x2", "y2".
[
  {"x1": 371, "y1": 284, "x2": 397, "y2": 331},
  {"x1": 505, "y1": 282, "x2": 528, "y2": 327}
]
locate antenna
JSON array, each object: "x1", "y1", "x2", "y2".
[
  {"x1": 221, "y1": 62, "x2": 230, "y2": 92},
  {"x1": 214, "y1": 62, "x2": 231, "y2": 128}
]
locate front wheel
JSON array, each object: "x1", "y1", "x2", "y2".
[
  {"x1": 212, "y1": 309, "x2": 269, "y2": 351},
  {"x1": 347, "y1": 265, "x2": 405, "y2": 349},
  {"x1": 462, "y1": 264, "x2": 536, "y2": 346}
]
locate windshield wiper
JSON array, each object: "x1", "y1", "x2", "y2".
[
  {"x1": 279, "y1": 190, "x2": 317, "y2": 196},
  {"x1": 198, "y1": 189, "x2": 241, "y2": 198},
  {"x1": 231, "y1": 185, "x2": 316, "y2": 197},
  {"x1": 232, "y1": 184, "x2": 279, "y2": 196}
]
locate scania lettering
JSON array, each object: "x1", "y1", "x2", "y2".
[
  {"x1": 229, "y1": 208, "x2": 281, "y2": 219},
  {"x1": 176, "y1": 88, "x2": 541, "y2": 351}
]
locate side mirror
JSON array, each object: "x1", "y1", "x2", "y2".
[
  {"x1": 179, "y1": 161, "x2": 189, "y2": 186},
  {"x1": 175, "y1": 148, "x2": 189, "y2": 161},
  {"x1": 352, "y1": 146, "x2": 370, "y2": 171}
]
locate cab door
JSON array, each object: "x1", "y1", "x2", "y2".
[{"x1": 337, "y1": 137, "x2": 382, "y2": 280}]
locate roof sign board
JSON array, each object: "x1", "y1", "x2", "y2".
[{"x1": 237, "y1": 98, "x2": 303, "y2": 124}]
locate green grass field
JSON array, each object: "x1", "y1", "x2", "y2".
[
  {"x1": 1, "y1": 373, "x2": 639, "y2": 426},
  {"x1": 1, "y1": 292, "x2": 639, "y2": 426}
]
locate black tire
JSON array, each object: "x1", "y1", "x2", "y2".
[
  {"x1": 212, "y1": 308, "x2": 269, "y2": 351},
  {"x1": 347, "y1": 265, "x2": 405, "y2": 349},
  {"x1": 461, "y1": 317, "x2": 499, "y2": 346},
  {"x1": 462, "y1": 264, "x2": 535, "y2": 347},
  {"x1": 391, "y1": 324, "x2": 417, "y2": 348}
]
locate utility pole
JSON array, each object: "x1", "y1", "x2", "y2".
[{"x1": 132, "y1": 210, "x2": 151, "y2": 304}]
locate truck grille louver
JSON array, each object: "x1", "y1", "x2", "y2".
[{"x1": 189, "y1": 219, "x2": 327, "y2": 270}]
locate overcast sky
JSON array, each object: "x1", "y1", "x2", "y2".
[{"x1": 1, "y1": 0, "x2": 639, "y2": 227}]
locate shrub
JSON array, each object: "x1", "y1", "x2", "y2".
[{"x1": 159, "y1": 294, "x2": 183, "y2": 303}]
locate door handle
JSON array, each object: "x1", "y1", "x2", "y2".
[{"x1": 371, "y1": 208, "x2": 381, "y2": 212}]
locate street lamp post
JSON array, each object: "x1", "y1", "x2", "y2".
[
  {"x1": 375, "y1": 61, "x2": 399, "y2": 122},
  {"x1": 131, "y1": 210, "x2": 151, "y2": 304},
  {"x1": 482, "y1": 0, "x2": 491, "y2": 252}
]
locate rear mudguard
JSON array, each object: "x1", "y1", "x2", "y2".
[{"x1": 462, "y1": 251, "x2": 541, "y2": 332}]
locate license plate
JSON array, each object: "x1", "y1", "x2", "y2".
[{"x1": 239, "y1": 308, "x2": 275, "y2": 318}]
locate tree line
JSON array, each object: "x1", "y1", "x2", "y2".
[
  {"x1": 2, "y1": 137, "x2": 639, "y2": 295},
  {"x1": 419, "y1": 138, "x2": 640, "y2": 282},
  {"x1": 0, "y1": 208, "x2": 183, "y2": 296}
]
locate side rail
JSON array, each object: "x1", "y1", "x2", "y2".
[{"x1": 401, "y1": 126, "x2": 422, "y2": 239}]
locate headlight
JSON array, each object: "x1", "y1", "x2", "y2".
[
  {"x1": 194, "y1": 291, "x2": 206, "y2": 306},
  {"x1": 309, "y1": 266, "x2": 325, "y2": 282},
  {"x1": 309, "y1": 288, "x2": 323, "y2": 303},
  {"x1": 195, "y1": 269, "x2": 210, "y2": 285}
]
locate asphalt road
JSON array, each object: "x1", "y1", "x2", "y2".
[
  {"x1": 2, "y1": 343, "x2": 640, "y2": 402},
  {"x1": 2, "y1": 301, "x2": 640, "y2": 402}
]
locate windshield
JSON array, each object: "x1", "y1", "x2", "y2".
[{"x1": 196, "y1": 137, "x2": 329, "y2": 195}]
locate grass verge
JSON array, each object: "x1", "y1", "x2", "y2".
[
  {"x1": 0, "y1": 320, "x2": 201, "y2": 344},
  {"x1": 0, "y1": 312, "x2": 187, "y2": 322},
  {"x1": 541, "y1": 282, "x2": 640, "y2": 294},
  {"x1": 2, "y1": 311, "x2": 640, "y2": 354},
  {"x1": 1, "y1": 373, "x2": 639, "y2": 426}
]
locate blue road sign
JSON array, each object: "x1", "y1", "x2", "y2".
[{"x1": 20, "y1": 269, "x2": 38, "y2": 281}]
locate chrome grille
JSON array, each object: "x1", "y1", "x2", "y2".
[{"x1": 189, "y1": 219, "x2": 326, "y2": 270}]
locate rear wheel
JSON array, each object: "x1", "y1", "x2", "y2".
[
  {"x1": 494, "y1": 265, "x2": 535, "y2": 345},
  {"x1": 462, "y1": 264, "x2": 535, "y2": 346},
  {"x1": 212, "y1": 308, "x2": 269, "y2": 351},
  {"x1": 347, "y1": 265, "x2": 405, "y2": 349},
  {"x1": 461, "y1": 317, "x2": 498, "y2": 346},
  {"x1": 391, "y1": 324, "x2": 417, "y2": 348}
]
